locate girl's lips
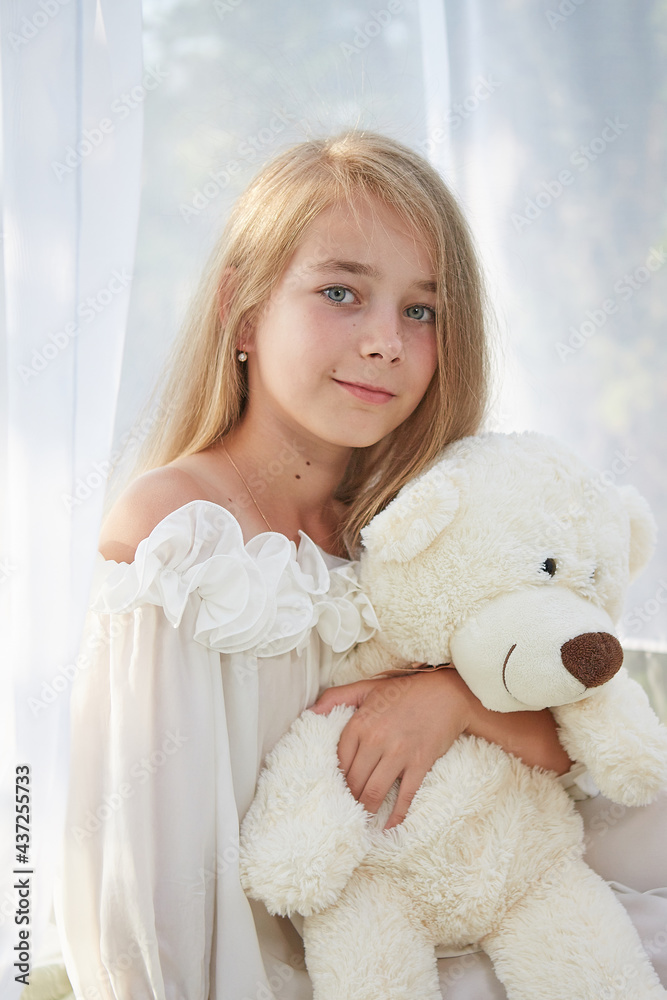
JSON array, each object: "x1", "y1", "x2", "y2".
[{"x1": 334, "y1": 379, "x2": 396, "y2": 404}]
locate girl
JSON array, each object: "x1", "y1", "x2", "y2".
[{"x1": 56, "y1": 131, "x2": 666, "y2": 999}]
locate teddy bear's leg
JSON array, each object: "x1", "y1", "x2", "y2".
[
  {"x1": 482, "y1": 858, "x2": 667, "y2": 999},
  {"x1": 303, "y1": 872, "x2": 441, "y2": 1000}
]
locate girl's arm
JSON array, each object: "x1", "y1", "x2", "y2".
[{"x1": 311, "y1": 669, "x2": 572, "y2": 830}]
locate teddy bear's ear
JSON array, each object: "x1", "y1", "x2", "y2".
[
  {"x1": 361, "y1": 462, "x2": 462, "y2": 563},
  {"x1": 617, "y1": 484, "x2": 657, "y2": 579}
]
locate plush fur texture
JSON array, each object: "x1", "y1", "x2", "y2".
[{"x1": 239, "y1": 432, "x2": 667, "y2": 999}]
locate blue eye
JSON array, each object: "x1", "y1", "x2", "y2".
[
  {"x1": 323, "y1": 286, "x2": 354, "y2": 304},
  {"x1": 405, "y1": 304, "x2": 436, "y2": 322}
]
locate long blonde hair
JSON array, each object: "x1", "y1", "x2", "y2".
[{"x1": 122, "y1": 131, "x2": 490, "y2": 556}]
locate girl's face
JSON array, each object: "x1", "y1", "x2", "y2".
[{"x1": 244, "y1": 194, "x2": 439, "y2": 450}]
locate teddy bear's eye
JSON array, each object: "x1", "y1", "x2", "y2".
[{"x1": 541, "y1": 558, "x2": 557, "y2": 577}]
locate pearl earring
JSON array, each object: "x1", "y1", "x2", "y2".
[{"x1": 237, "y1": 350, "x2": 248, "y2": 362}]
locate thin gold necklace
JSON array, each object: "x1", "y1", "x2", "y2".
[{"x1": 221, "y1": 442, "x2": 274, "y2": 533}]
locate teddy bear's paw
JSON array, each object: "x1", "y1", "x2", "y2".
[
  {"x1": 583, "y1": 697, "x2": 667, "y2": 806},
  {"x1": 554, "y1": 672, "x2": 667, "y2": 806},
  {"x1": 239, "y1": 814, "x2": 372, "y2": 917},
  {"x1": 583, "y1": 745, "x2": 667, "y2": 808},
  {"x1": 239, "y1": 707, "x2": 372, "y2": 916}
]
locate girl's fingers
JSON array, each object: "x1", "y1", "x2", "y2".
[
  {"x1": 310, "y1": 680, "x2": 374, "y2": 714},
  {"x1": 384, "y1": 767, "x2": 424, "y2": 829},
  {"x1": 343, "y1": 743, "x2": 386, "y2": 805},
  {"x1": 336, "y1": 722, "x2": 361, "y2": 776},
  {"x1": 354, "y1": 756, "x2": 403, "y2": 815},
  {"x1": 313, "y1": 673, "x2": 474, "y2": 826}
]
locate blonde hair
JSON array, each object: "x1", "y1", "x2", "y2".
[{"x1": 123, "y1": 131, "x2": 490, "y2": 556}]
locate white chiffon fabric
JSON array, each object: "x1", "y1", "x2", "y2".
[{"x1": 55, "y1": 501, "x2": 378, "y2": 1000}]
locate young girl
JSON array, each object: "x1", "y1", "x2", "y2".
[{"x1": 56, "y1": 131, "x2": 667, "y2": 999}]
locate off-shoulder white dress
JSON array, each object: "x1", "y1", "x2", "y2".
[
  {"x1": 49, "y1": 500, "x2": 667, "y2": 1000},
  {"x1": 55, "y1": 501, "x2": 377, "y2": 1000}
]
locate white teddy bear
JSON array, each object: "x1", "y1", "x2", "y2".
[{"x1": 239, "y1": 432, "x2": 667, "y2": 1000}]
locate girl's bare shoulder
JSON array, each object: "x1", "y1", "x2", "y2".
[{"x1": 98, "y1": 462, "x2": 232, "y2": 564}]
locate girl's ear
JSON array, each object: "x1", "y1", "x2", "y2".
[
  {"x1": 360, "y1": 461, "x2": 462, "y2": 563},
  {"x1": 617, "y1": 484, "x2": 657, "y2": 580}
]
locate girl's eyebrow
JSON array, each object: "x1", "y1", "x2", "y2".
[
  {"x1": 307, "y1": 258, "x2": 437, "y2": 294},
  {"x1": 309, "y1": 258, "x2": 380, "y2": 278}
]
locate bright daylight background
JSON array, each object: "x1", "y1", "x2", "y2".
[{"x1": 1, "y1": 0, "x2": 666, "y2": 993}]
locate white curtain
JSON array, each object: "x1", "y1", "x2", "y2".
[
  {"x1": 1, "y1": 0, "x2": 664, "y2": 992},
  {"x1": 0, "y1": 1, "x2": 143, "y2": 994}
]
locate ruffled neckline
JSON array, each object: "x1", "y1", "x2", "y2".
[{"x1": 91, "y1": 500, "x2": 378, "y2": 657}]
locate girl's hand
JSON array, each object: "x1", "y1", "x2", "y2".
[
  {"x1": 310, "y1": 669, "x2": 573, "y2": 830},
  {"x1": 311, "y1": 670, "x2": 475, "y2": 830}
]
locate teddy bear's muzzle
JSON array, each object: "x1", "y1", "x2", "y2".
[
  {"x1": 560, "y1": 632, "x2": 624, "y2": 687},
  {"x1": 448, "y1": 586, "x2": 621, "y2": 712}
]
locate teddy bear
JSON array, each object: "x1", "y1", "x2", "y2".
[{"x1": 239, "y1": 432, "x2": 667, "y2": 1000}]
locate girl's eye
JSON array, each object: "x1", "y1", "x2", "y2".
[
  {"x1": 405, "y1": 304, "x2": 436, "y2": 322},
  {"x1": 322, "y1": 286, "x2": 354, "y2": 304}
]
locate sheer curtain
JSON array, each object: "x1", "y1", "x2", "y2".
[
  {"x1": 1, "y1": 0, "x2": 665, "y2": 994},
  {"x1": 0, "y1": 2, "x2": 143, "y2": 994}
]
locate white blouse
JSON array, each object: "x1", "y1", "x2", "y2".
[{"x1": 56, "y1": 501, "x2": 378, "y2": 1000}]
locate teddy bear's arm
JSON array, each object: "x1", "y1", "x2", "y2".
[
  {"x1": 552, "y1": 668, "x2": 667, "y2": 806},
  {"x1": 238, "y1": 705, "x2": 372, "y2": 917}
]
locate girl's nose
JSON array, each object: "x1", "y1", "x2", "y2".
[{"x1": 360, "y1": 312, "x2": 404, "y2": 364}]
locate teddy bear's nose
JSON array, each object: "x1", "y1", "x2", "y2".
[{"x1": 560, "y1": 632, "x2": 624, "y2": 688}]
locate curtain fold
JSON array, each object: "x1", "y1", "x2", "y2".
[
  {"x1": 0, "y1": 2, "x2": 143, "y2": 993},
  {"x1": 417, "y1": 0, "x2": 453, "y2": 182}
]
